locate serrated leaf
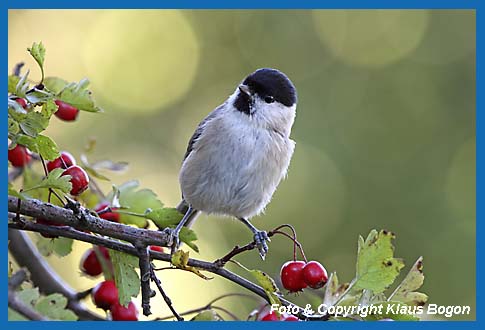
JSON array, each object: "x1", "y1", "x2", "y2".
[
  {"x1": 19, "y1": 111, "x2": 49, "y2": 137},
  {"x1": 191, "y1": 309, "x2": 223, "y2": 321},
  {"x1": 354, "y1": 230, "x2": 405, "y2": 293},
  {"x1": 8, "y1": 117, "x2": 20, "y2": 135},
  {"x1": 171, "y1": 250, "x2": 212, "y2": 280},
  {"x1": 23, "y1": 168, "x2": 72, "y2": 194},
  {"x1": 53, "y1": 237, "x2": 73, "y2": 257},
  {"x1": 8, "y1": 75, "x2": 21, "y2": 94},
  {"x1": 22, "y1": 167, "x2": 50, "y2": 202},
  {"x1": 232, "y1": 260, "x2": 281, "y2": 306},
  {"x1": 27, "y1": 42, "x2": 46, "y2": 80},
  {"x1": 114, "y1": 181, "x2": 164, "y2": 228},
  {"x1": 147, "y1": 208, "x2": 183, "y2": 228},
  {"x1": 109, "y1": 250, "x2": 140, "y2": 307},
  {"x1": 35, "y1": 293, "x2": 78, "y2": 320},
  {"x1": 36, "y1": 135, "x2": 59, "y2": 160},
  {"x1": 363, "y1": 302, "x2": 419, "y2": 321},
  {"x1": 15, "y1": 134, "x2": 60, "y2": 161},
  {"x1": 57, "y1": 78, "x2": 103, "y2": 112},
  {"x1": 8, "y1": 288, "x2": 41, "y2": 321},
  {"x1": 41, "y1": 100, "x2": 58, "y2": 118},
  {"x1": 44, "y1": 77, "x2": 68, "y2": 94},
  {"x1": 388, "y1": 257, "x2": 428, "y2": 306}
]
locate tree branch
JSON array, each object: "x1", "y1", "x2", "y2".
[
  {"x1": 8, "y1": 288, "x2": 49, "y2": 321},
  {"x1": 8, "y1": 196, "x2": 321, "y2": 320},
  {"x1": 8, "y1": 228, "x2": 104, "y2": 321}
]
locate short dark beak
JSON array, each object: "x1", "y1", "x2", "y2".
[{"x1": 238, "y1": 84, "x2": 252, "y2": 97}]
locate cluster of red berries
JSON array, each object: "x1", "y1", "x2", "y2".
[
  {"x1": 14, "y1": 97, "x2": 80, "y2": 121},
  {"x1": 81, "y1": 245, "x2": 163, "y2": 321},
  {"x1": 92, "y1": 280, "x2": 139, "y2": 321},
  {"x1": 280, "y1": 260, "x2": 328, "y2": 292}
]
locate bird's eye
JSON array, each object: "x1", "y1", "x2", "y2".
[{"x1": 264, "y1": 96, "x2": 275, "y2": 104}]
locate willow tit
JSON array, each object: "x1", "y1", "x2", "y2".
[{"x1": 166, "y1": 68, "x2": 297, "y2": 260}]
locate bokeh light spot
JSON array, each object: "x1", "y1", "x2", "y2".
[
  {"x1": 312, "y1": 10, "x2": 429, "y2": 67},
  {"x1": 83, "y1": 10, "x2": 199, "y2": 113}
]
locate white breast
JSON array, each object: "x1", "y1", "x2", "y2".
[{"x1": 179, "y1": 104, "x2": 295, "y2": 219}]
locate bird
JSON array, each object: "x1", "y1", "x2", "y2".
[{"x1": 165, "y1": 68, "x2": 297, "y2": 260}]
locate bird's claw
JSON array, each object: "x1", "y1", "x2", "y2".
[
  {"x1": 254, "y1": 230, "x2": 270, "y2": 260},
  {"x1": 163, "y1": 228, "x2": 181, "y2": 258}
]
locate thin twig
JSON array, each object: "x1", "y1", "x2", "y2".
[
  {"x1": 149, "y1": 264, "x2": 183, "y2": 321},
  {"x1": 8, "y1": 269, "x2": 28, "y2": 289}
]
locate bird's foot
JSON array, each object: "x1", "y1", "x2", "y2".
[
  {"x1": 162, "y1": 227, "x2": 181, "y2": 258},
  {"x1": 254, "y1": 230, "x2": 271, "y2": 260}
]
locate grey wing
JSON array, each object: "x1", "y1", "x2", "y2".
[{"x1": 183, "y1": 104, "x2": 224, "y2": 161}]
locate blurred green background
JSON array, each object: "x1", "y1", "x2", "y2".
[{"x1": 8, "y1": 9, "x2": 475, "y2": 320}]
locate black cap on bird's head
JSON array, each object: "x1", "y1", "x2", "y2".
[{"x1": 234, "y1": 68, "x2": 297, "y2": 115}]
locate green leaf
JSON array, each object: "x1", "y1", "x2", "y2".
[
  {"x1": 8, "y1": 117, "x2": 20, "y2": 135},
  {"x1": 191, "y1": 310, "x2": 223, "y2": 321},
  {"x1": 36, "y1": 135, "x2": 60, "y2": 160},
  {"x1": 388, "y1": 257, "x2": 428, "y2": 306},
  {"x1": 179, "y1": 227, "x2": 199, "y2": 252},
  {"x1": 147, "y1": 208, "x2": 183, "y2": 228},
  {"x1": 8, "y1": 75, "x2": 20, "y2": 94},
  {"x1": 44, "y1": 77, "x2": 68, "y2": 94},
  {"x1": 22, "y1": 167, "x2": 50, "y2": 202},
  {"x1": 23, "y1": 168, "x2": 72, "y2": 194},
  {"x1": 41, "y1": 99, "x2": 58, "y2": 118},
  {"x1": 57, "y1": 78, "x2": 103, "y2": 112},
  {"x1": 363, "y1": 302, "x2": 420, "y2": 321},
  {"x1": 171, "y1": 250, "x2": 212, "y2": 280},
  {"x1": 232, "y1": 260, "x2": 281, "y2": 307},
  {"x1": 15, "y1": 134, "x2": 60, "y2": 161},
  {"x1": 109, "y1": 250, "x2": 140, "y2": 307},
  {"x1": 115, "y1": 181, "x2": 164, "y2": 228},
  {"x1": 354, "y1": 230, "x2": 405, "y2": 293},
  {"x1": 35, "y1": 293, "x2": 78, "y2": 320},
  {"x1": 8, "y1": 288, "x2": 40, "y2": 321},
  {"x1": 27, "y1": 42, "x2": 46, "y2": 81},
  {"x1": 19, "y1": 111, "x2": 49, "y2": 137}
]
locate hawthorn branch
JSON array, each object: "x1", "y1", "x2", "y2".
[
  {"x1": 136, "y1": 245, "x2": 152, "y2": 316},
  {"x1": 8, "y1": 229, "x2": 104, "y2": 321},
  {"x1": 8, "y1": 196, "x2": 321, "y2": 320}
]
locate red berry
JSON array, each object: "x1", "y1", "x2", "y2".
[
  {"x1": 95, "y1": 202, "x2": 120, "y2": 223},
  {"x1": 111, "y1": 301, "x2": 138, "y2": 321},
  {"x1": 302, "y1": 261, "x2": 328, "y2": 289},
  {"x1": 280, "y1": 261, "x2": 307, "y2": 292},
  {"x1": 261, "y1": 311, "x2": 281, "y2": 321},
  {"x1": 47, "y1": 151, "x2": 76, "y2": 172},
  {"x1": 92, "y1": 280, "x2": 119, "y2": 310},
  {"x1": 284, "y1": 315, "x2": 300, "y2": 321},
  {"x1": 54, "y1": 100, "x2": 79, "y2": 121},
  {"x1": 15, "y1": 98, "x2": 28, "y2": 109},
  {"x1": 80, "y1": 246, "x2": 110, "y2": 277},
  {"x1": 36, "y1": 218, "x2": 63, "y2": 238},
  {"x1": 148, "y1": 246, "x2": 164, "y2": 253},
  {"x1": 62, "y1": 165, "x2": 89, "y2": 195},
  {"x1": 8, "y1": 144, "x2": 32, "y2": 167}
]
